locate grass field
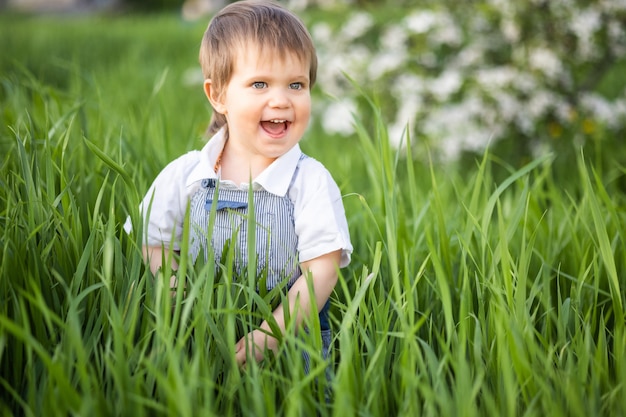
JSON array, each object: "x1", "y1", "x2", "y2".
[{"x1": 1, "y1": 11, "x2": 626, "y2": 417}]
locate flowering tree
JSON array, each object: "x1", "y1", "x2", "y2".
[{"x1": 304, "y1": 0, "x2": 626, "y2": 162}]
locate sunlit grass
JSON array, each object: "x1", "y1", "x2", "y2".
[{"x1": 1, "y1": 12, "x2": 625, "y2": 417}]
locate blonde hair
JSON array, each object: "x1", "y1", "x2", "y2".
[{"x1": 199, "y1": 0, "x2": 318, "y2": 136}]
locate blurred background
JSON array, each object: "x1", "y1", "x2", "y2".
[{"x1": 1, "y1": 0, "x2": 625, "y2": 178}]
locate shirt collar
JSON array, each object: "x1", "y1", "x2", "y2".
[
  {"x1": 255, "y1": 143, "x2": 302, "y2": 196},
  {"x1": 186, "y1": 129, "x2": 224, "y2": 188},
  {"x1": 185, "y1": 128, "x2": 302, "y2": 197}
]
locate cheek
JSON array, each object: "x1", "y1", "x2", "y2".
[{"x1": 297, "y1": 96, "x2": 312, "y2": 116}]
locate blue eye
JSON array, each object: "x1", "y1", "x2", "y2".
[
  {"x1": 252, "y1": 81, "x2": 266, "y2": 89},
  {"x1": 289, "y1": 82, "x2": 303, "y2": 90}
]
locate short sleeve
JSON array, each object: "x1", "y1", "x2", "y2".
[
  {"x1": 291, "y1": 159, "x2": 352, "y2": 267},
  {"x1": 124, "y1": 151, "x2": 201, "y2": 250}
]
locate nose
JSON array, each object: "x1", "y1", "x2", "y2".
[{"x1": 268, "y1": 88, "x2": 290, "y2": 108}]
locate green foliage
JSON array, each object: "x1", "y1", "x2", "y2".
[
  {"x1": 1, "y1": 12, "x2": 625, "y2": 417},
  {"x1": 307, "y1": 0, "x2": 626, "y2": 166},
  {"x1": 122, "y1": 0, "x2": 186, "y2": 12}
]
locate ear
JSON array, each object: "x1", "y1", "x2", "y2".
[{"x1": 204, "y1": 79, "x2": 226, "y2": 114}]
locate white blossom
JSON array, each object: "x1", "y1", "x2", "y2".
[
  {"x1": 570, "y1": 8, "x2": 603, "y2": 59},
  {"x1": 368, "y1": 51, "x2": 406, "y2": 80},
  {"x1": 429, "y1": 70, "x2": 462, "y2": 101},
  {"x1": 452, "y1": 41, "x2": 487, "y2": 68},
  {"x1": 528, "y1": 47, "x2": 563, "y2": 81},
  {"x1": 339, "y1": 11, "x2": 374, "y2": 42},
  {"x1": 381, "y1": 25, "x2": 408, "y2": 51},
  {"x1": 554, "y1": 100, "x2": 574, "y2": 124},
  {"x1": 423, "y1": 98, "x2": 496, "y2": 160},
  {"x1": 491, "y1": 91, "x2": 520, "y2": 122},
  {"x1": 601, "y1": 0, "x2": 626, "y2": 12},
  {"x1": 429, "y1": 14, "x2": 463, "y2": 46},
  {"x1": 474, "y1": 66, "x2": 518, "y2": 90},
  {"x1": 500, "y1": 18, "x2": 520, "y2": 43},
  {"x1": 305, "y1": 0, "x2": 625, "y2": 159},
  {"x1": 389, "y1": 94, "x2": 422, "y2": 148},
  {"x1": 320, "y1": 98, "x2": 357, "y2": 136},
  {"x1": 608, "y1": 20, "x2": 626, "y2": 56},
  {"x1": 526, "y1": 91, "x2": 555, "y2": 119},
  {"x1": 311, "y1": 22, "x2": 333, "y2": 45},
  {"x1": 580, "y1": 93, "x2": 625, "y2": 128},
  {"x1": 405, "y1": 10, "x2": 439, "y2": 34},
  {"x1": 391, "y1": 73, "x2": 426, "y2": 98}
]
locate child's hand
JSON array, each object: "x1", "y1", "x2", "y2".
[
  {"x1": 235, "y1": 329, "x2": 278, "y2": 366},
  {"x1": 169, "y1": 274, "x2": 188, "y2": 298}
]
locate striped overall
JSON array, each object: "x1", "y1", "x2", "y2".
[{"x1": 188, "y1": 155, "x2": 331, "y2": 372}]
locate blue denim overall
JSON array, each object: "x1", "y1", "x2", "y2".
[{"x1": 188, "y1": 155, "x2": 331, "y2": 372}]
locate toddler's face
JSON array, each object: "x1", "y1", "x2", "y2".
[{"x1": 211, "y1": 43, "x2": 312, "y2": 164}]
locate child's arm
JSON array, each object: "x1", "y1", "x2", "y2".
[
  {"x1": 235, "y1": 249, "x2": 341, "y2": 365},
  {"x1": 142, "y1": 245, "x2": 179, "y2": 289}
]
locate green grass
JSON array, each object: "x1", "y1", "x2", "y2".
[{"x1": 1, "y1": 12, "x2": 625, "y2": 417}]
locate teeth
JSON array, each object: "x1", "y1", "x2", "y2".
[{"x1": 269, "y1": 119, "x2": 286, "y2": 123}]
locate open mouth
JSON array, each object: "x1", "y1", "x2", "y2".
[{"x1": 261, "y1": 119, "x2": 289, "y2": 136}]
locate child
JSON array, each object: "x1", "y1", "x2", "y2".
[{"x1": 126, "y1": 0, "x2": 352, "y2": 368}]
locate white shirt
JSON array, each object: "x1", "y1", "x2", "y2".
[{"x1": 125, "y1": 130, "x2": 352, "y2": 267}]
